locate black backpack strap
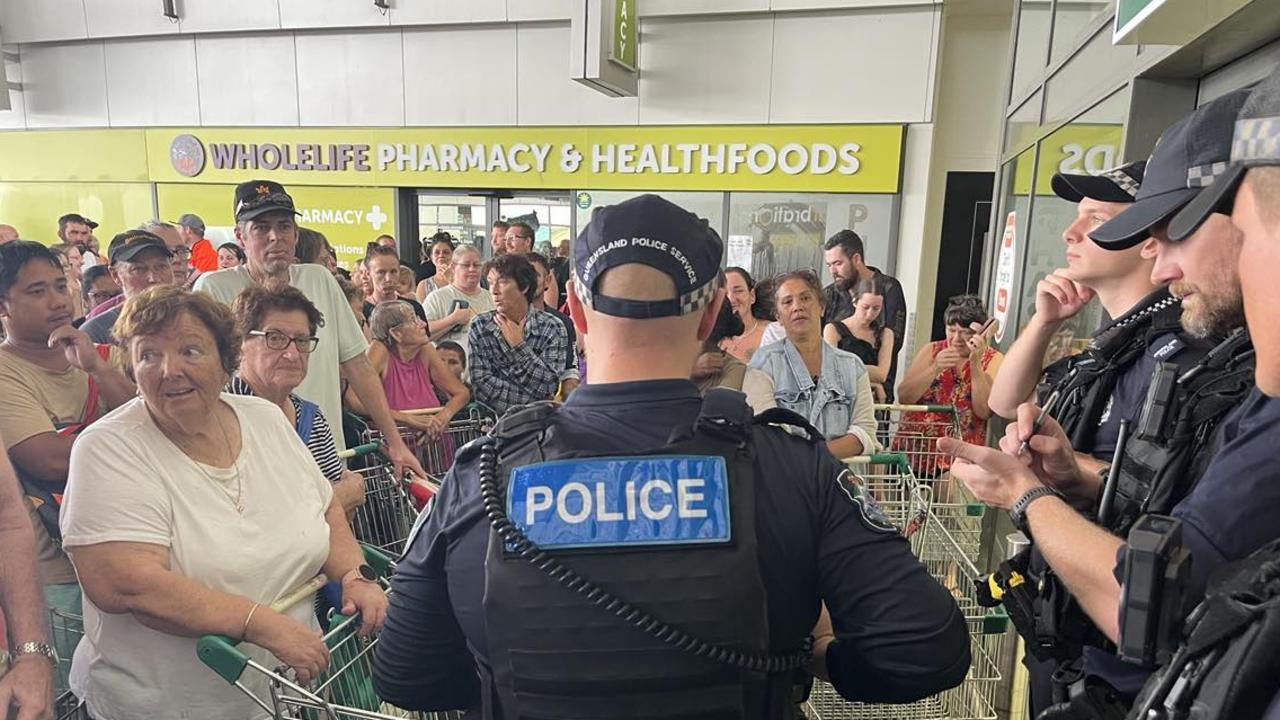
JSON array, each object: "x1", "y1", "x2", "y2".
[
  {"x1": 752, "y1": 407, "x2": 824, "y2": 445},
  {"x1": 694, "y1": 387, "x2": 753, "y2": 443}
]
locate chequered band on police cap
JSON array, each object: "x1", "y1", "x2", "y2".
[
  {"x1": 1232, "y1": 117, "x2": 1280, "y2": 164},
  {"x1": 1100, "y1": 166, "x2": 1141, "y2": 198},
  {"x1": 1187, "y1": 161, "x2": 1231, "y2": 188},
  {"x1": 573, "y1": 266, "x2": 720, "y2": 317}
]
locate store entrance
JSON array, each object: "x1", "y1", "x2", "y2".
[{"x1": 411, "y1": 190, "x2": 575, "y2": 260}]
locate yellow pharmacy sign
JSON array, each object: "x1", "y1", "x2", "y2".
[
  {"x1": 143, "y1": 125, "x2": 905, "y2": 193},
  {"x1": 156, "y1": 184, "x2": 396, "y2": 268}
]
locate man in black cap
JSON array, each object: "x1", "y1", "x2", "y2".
[
  {"x1": 80, "y1": 231, "x2": 176, "y2": 345},
  {"x1": 195, "y1": 180, "x2": 426, "y2": 480},
  {"x1": 944, "y1": 88, "x2": 1269, "y2": 718},
  {"x1": 373, "y1": 194, "x2": 971, "y2": 719},
  {"x1": 56, "y1": 213, "x2": 96, "y2": 246},
  {"x1": 1122, "y1": 65, "x2": 1280, "y2": 720},
  {"x1": 985, "y1": 160, "x2": 1214, "y2": 717}
]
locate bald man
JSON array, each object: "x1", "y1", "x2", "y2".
[{"x1": 0, "y1": 225, "x2": 19, "y2": 244}]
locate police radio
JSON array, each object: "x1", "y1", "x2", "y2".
[{"x1": 1118, "y1": 514, "x2": 1189, "y2": 666}]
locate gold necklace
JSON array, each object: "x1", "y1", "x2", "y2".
[{"x1": 179, "y1": 404, "x2": 244, "y2": 513}]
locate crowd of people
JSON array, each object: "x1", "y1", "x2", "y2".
[{"x1": 1, "y1": 64, "x2": 1278, "y2": 720}]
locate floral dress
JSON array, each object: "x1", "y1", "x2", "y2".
[{"x1": 892, "y1": 340, "x2": 997, "y2": 475}]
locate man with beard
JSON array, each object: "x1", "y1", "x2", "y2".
[{"x1": 942, "y1": 89, "x2": 1265, "y2": 718}]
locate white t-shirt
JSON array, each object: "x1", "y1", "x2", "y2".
[
  {"x1": 421, "y1": 283, "x2": 495, "y2": 356},
  {"x1": 195, "y1": 264, "x2": 368, "y2": 450},
  {"x1": 759, "y1": 321, "x2": 787, "y2": 349},
  {"x1": 60, "y1": 394, "x2": 334, "y2": 720}
]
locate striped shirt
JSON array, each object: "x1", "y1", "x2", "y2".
[{"x1": 225, "y1": 377, "x2": 344, "y2": 483}]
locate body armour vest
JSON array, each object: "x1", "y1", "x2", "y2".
[
  {"x1": 1127, "y1": 537, "x2": 1280, "y2": 720},
  {"x1": 480, "y1": 389, "x2": 810, "y2": 720}
]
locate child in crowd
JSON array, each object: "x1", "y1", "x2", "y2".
[{"x1": 435, "y1": 340, "x2": 467, "y2": 386}]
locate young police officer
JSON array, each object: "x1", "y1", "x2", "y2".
[
  {"x1": 944, "y1": 88, "x2": 1267, "y2": 719},
  {"x1": 986, "y1": 160, "x2": 1211, "y2": 717},
  {"x1": 373, "y1": 195, "x2": 971, "y2": 719},
  {"x1": 1121, "y1": 64, "x2": 1280, "y2": 720}
]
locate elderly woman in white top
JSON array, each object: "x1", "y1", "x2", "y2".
[
  {"x1": 59, "y1": 285, "x2": 387, "y2": 720},
  {"x1": 748, "y1": 270, "x2": 878, "y2": 458}
]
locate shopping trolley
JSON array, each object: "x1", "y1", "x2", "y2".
[
  {"x1": 805, "y1": 510, "x2": 1009, "y2": 720},
  {"x1": 842, "y1": 452, "x2": 930, "y2": 539},
  {"x1": 197, "y1": 545, "x2": 463, "y2": 720},
  {"x1": 345, "y1": 404, "x2": 495, "y2": 554},
  {"x1": 48, "y1": 606, "x2": 83, "y2": 694},
  {"x1": 879, "y1": 403, "x2": 987, "y2": 561}
]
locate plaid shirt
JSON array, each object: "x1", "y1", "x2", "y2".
[{"x1": 468, "y1": 307, "x2": 569, "y2": 415}]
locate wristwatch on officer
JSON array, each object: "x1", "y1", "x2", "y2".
[
  {"x1": 1010, "y1": 486, "x2": 1064, "y2": 539},
  {"x1": 345, "y1": 564, "x2": 378, "y2": 585},
  {"x1": 8, "y1": 641, "x2": 57, "y2": 666}
]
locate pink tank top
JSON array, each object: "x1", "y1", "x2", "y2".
[{"x1": 382, "y1": 349, "x2": 442, "y2": 411}]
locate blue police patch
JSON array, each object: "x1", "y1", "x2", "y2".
[{"x1": 508, "y1": 455, "x2": 732, "y2": 550}]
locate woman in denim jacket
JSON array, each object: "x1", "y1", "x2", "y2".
[{"x1": 749, "y1": 270, "x2": 878, "y2": 460}]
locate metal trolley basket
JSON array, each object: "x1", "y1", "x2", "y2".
[
  {"x1": 805, "y1": 510, "x2": 1008, "y2": 720},
  {"x1": 196, "y1": 546, "x2": 464, "y2": 720},
  {"x1": 842, "y1": 452, "x2": 931, "y2": 541},
  {"x1": 347, "y1": 405, "x2": 494, "y2": 554},
  {"x1": 878, "y1": 403, "x2": 987, "y2": 561}
]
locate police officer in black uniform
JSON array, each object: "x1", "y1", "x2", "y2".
[
  {"x1": 949, "y1": 88, "x2": 1271, "y2": 720},
  {"x1": 985, "y1": 158, "x2": 1214, "y2": 718},
  {"x1": 372, "y1": 194, "x2": 971, "y2": 719},
  {"x1": 1118, "y1": 64, "x2": 1280, "y2": 720}
]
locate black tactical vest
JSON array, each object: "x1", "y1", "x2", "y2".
[
  {"x1": 480, "y1": 389, "x2": 809, "y2": 720},
  {"x1": 1127, "y1": 538, "x2": 1280, "y2": 720}
]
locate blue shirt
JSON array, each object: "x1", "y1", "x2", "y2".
[
  {"x1": 372, "y1": 379, "x2": 970, "y2": 715},
  {"x1": 1090, "y1": 387, "x2": 1280, "y2": 693},
  {"x1": 749, "y1": 339, "x2": 872, "y2": 447}
]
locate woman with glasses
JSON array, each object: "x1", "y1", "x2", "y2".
[
  {"x1": 228, "y1": 285, "x2": 366, "y2": 514},
  {"x1": 749, "y1": 270, "x2": 878, "y2": 459},
  {"x1": 58, "y1": 286, "x2": 387, "y2": 720}
]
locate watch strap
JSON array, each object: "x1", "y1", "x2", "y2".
[
  {"x1": 1011, "y1": 486, "x2": 1063, "y2": 536},
  {"x1": 9, "y1": 641, "x2": 57, "y2": 666}
]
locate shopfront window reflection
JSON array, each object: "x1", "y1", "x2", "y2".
[
  {"x1": 993, "y1": 149, "x2": 1035, "y2": 353},
  {"x1": 1014, "y1": 95, "x2": 1126, "y2": 363},
  {"x1": 1011, "y1": 0, "x2": 1053, "y2": 99},
  {"x1": 725, "y1": 193, "x2": 896, "y2": 281},
  {"x1": 418, "y1": 195, "x2": 488, "y2": 248},
  {"x1": 1049, "y1": 0, "x2": 1112, "y2": 66}
]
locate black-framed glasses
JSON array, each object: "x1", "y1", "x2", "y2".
[{"x1": 248, "y1": 330, "x2": 320, "y2": 353}]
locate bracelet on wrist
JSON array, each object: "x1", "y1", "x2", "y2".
[{"x1": 241, "y1": 602, "x2": 261, "y2": 642}]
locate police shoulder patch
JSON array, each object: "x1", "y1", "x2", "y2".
[{"x1": 835, "y1": 470, "x2": 897, "y2": 534}]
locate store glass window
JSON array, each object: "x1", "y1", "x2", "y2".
[
  {"x1": 1011, "y1": 0, "x2": 1053, "y2": 99},
  {"x1": 991, "y1": 149, "x2": 1036, "y2": 352},
  {"x1": 418, "y1": 194, "x2": 488, "y2": 248},
  {"x1": 1044, "y1": 31, "x2": 1136, "y2": 125},
  {"x1": 1049, "y1": 0, "x2": 1112, "y2": 66},
  {"x1": 572, "y1": 191, "x2": 726, "y2": 245},
  {"x1": 499, "y1": 195, "x2": 574, "y2": 255},
  {"x1": 1006, "y1": 90, "x2": 1044, "y2": 152},
  {"x1": 725, "y1": 193, "x2": 897, "y2": 283}
]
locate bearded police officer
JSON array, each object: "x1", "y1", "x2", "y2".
[
  {"x1": 985, "y1": 159, "x2": 1215, "y2": 718},
  {"x1": 1120, "y1": 65, "x2": 1280, "y2": 720},
  {"x1": 373, "y1": 194, "x2": 970, "y2": 719},
  {"x1": 947, "y1": 89, "x2": 1268, "y2": 720}
]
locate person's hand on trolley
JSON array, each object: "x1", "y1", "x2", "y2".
[
  {"x1": 246, "y1": 609, "x2": 331, "y2": 685},
  {"x1": 341, "y1": 569, "x2": 389, "y2": 638}
]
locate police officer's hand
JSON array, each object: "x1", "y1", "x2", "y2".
[
  {"x1": 938, "y1": 437, "x2": 1042, "y2": 510},
  {"x1": 691, "y1": 352, "x2": 725, "y2": 381},
  {"x1": 999, "y1": 403, "x2": 1085, "y2": 495},
  {"x1": 1035, "y1": 271, "x2": 1095, "y2": 324}
]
